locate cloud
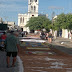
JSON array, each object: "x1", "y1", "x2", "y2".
[
  {"x1": 0, "y1": 0, "x2": 28, "y2": 12},
  {"x1": 0, "y1": 4, "x2": 27, "y2": 12},
  {"x1": 48, "y1": 6, "x2": 64, "y2": 9},
  {"x1": 0, "y1": 0, "x2": 27, "y2": 2}
]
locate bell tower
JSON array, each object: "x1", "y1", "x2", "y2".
[{"x1": 28, "y1": 0, "x2": 38, "y2": 17}]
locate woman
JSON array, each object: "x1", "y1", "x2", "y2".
[{"x1": 48, "y1": 32, "x2": 52, "y2": 43}]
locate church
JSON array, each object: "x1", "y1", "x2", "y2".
[{"x1": 18, "y1": 0, "x2": 39, "y2": 33}]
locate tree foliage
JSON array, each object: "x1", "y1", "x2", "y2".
[
  {"x1": 53, "y1": 13, "x2": 66, "y2": 30},
  {"x1": 43, "y1": 18, "x2": 51, "y2": 31},
  {"x1": 26, "y1": 16, "x2": 51, "y2": 31},
  {"x1": 66, "y1": 13, "x2": 72, "y2": 30},
  {"x1": 54, "y1": 13, "x2": 72, "y2": 30},
  {"x1": 26, "y1": 13, "x2": 72, "y2": 32}
]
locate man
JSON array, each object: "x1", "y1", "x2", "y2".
[
  {"x1": 21, "y1": 31, "x2": 24, "y2": 37},
  {"x1": 5, "y1": 31, "x2": 20, "y2": 68}
]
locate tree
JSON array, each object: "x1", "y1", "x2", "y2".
[
  {"x1": 66, "y1": 13, "x2": 72, "y2": 30},
  {"x1": 43, "y1": 18, "x2": 51, "y2": 31},
  {"x1": 53, "y1": 13, "x2": 67, "y2": 30},
  {"x1": 25, "y1": 16, "x2": 51, "y2": 31},
  {"x1": 54, "y1": 13, "x2": 72, "y2": 30}
]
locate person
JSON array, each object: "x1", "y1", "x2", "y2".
[
  {"x1": 45, "y1": 32, "x2": 48, "y2": 40},
  {"x1": 5, "y1": 31, "x2": 21, "y2": 68},
  {"x1": 40, "y1": 31, "x2": 45, "y2": 40},
  {"x1": 21, "y1": 31, "x2": 24, "y2": 37},
  {"x1": 1, "y1": 32, "x2": 7, "y2": 48},
  {"x1": 48, "y1": 32, "x2": 52, "y2": 43}
]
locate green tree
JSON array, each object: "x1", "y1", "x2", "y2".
[
  {"x1": 54, "y1": 13, "x2": 72, "y2": 30},
  {"x1": 54, "y1": 13, "x2": 67, "y2": 30},
  {"x1": 66, "y1": 13, "x2": 72, "y2": 30},
  {"x1": 26, "y1": 16, "x2": 51, "y2": 31},
  {"x1": 43, "y1": 18, "x2": 51, "y2": 31}
]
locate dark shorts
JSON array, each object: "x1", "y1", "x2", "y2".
[
  {"x1": 48, "y1": 36, "x2": 52, "y2": 38},
  {"x1": 6, "y1": 52, "x2": 17, "y2": 57}
]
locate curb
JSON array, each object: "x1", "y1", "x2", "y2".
[{"x1": 17, "y1": 56, "x2": 24, "y2": 72}]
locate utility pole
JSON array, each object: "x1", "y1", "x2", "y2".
[
  {"x1": 48, "y1": 6, "x2": 64, "y2": 18},
  {"x1": 48, "y1": 6, "x2": 64, "y2": 36},
  {"x1": 48, "y1": 6, "x2": 64, "y2": 26},
  {"x1": 52, "y1": 11, "x2": 55, "y2": 26}
]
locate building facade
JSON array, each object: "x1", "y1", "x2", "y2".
[{"x1": 18, "y1": 0, "x2": 39, "y2": 32}]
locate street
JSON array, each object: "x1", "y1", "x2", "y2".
[
  {"x1": 0, "y1": 33, "x2": 72, "y2": 72},
  {"x1": 18, "y1": 34, "x2": 72, "y2": 72}
]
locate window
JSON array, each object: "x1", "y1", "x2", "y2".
[
  {"x1": 30, "y1": 0, "x2": 32, "y2": 2},
  {"x1": 32, "y1": 15, "x2": 34, "y2": 16},
  {"x1": 31, "y1": 6, "x2": 33, "y2": 10},
  {"x1": 20, "y1": 17, "x2": 22, "y2": 23},
  {"x1": 30, "y1": 0, "x2": 33, "y2": 2},
  {"x1": 23, "y1": 17, "x2": 24, "y2": 23},
  {"x1": 34, "y1": 6, "x2": 36, "y2": 12}
]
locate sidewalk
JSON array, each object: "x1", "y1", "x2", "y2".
[
  {"x1": 51, "y1": 37, "x2": 72, "y2": 55},
  {"x1": 0, "y1": 51, "x2": 23, "y2": 72}
]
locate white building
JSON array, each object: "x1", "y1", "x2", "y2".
[
  {"x1": 3, "y1": 21, "x2": 15, "y2": 30},
  {"x1": 7, "y1": 22, "x2": 15, "y2": 30},
  {"x1": 18, "y1": 0, "x2": 39, "y2": 32}
]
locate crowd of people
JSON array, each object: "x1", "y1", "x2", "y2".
[
  {"x1": 40, "y1": 31, "x2": 52, "y2": 43},
  {"x1": 0, "y1": 29, "x2": 52, "y2": 68}
]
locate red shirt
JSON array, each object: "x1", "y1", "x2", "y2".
[{"x1": 1, "y1": 34, "x2": 7, "y2": 40}]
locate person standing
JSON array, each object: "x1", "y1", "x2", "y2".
[
  {"x1": 5, "y1": 31, "x2": 20, "y2": 68},
  {"x1": 21, "y1": 31, "x2": 24, "y2": 37},
  {"x1": 1, "y1": 32, "x2": 7, "y2": 48},
  {"x1": 48, "y1": 32, "x2": 52, "y2": 43},
  {"x1": 45, "y1": 32, "x2": 48, "y2": 40},
  {"x1": 40, "y1": 31, "x2": 45, "y2": 40}
]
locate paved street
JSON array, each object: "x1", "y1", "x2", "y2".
[
  {"x1": 19, "y1": 36, "x2": 72, "y2": 72},
  {"x1": 0, "y1": 51, "x2": 19, "y2": 72},
  {"x1": 51, "y1": 37, "x2": 72, "y2": 55},
  {"x1": 0, "y1": 51, "x2": 23, "y2": 72},
  {"x1": 0, "y1": 36, "x2": 72, "y2": 72}
]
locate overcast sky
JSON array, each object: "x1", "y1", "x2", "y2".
[{"x1": 0, "y1": 0, "x2": 72, "y2": 25}]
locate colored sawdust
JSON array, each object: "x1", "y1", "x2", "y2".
[
  {"x1": 20, "y1": 42, "x2": 49, "y2": 47},
  {"x1": 19, "y1": 34, "x2": 72, "y2": 72},
  {"x1": 19, "y1": 46, "x2": 72, "y2": 72}
]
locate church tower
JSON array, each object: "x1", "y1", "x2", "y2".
[
  {"x1": 28, "y1": 0, "x2": 38, "y2": 18},
  {"x1": 18, "y1": 0, "x2": 39, "y2": 32}
]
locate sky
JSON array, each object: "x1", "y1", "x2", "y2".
[{"x1": 0, "y1": 0, "x2": 72, "y2": 25}]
